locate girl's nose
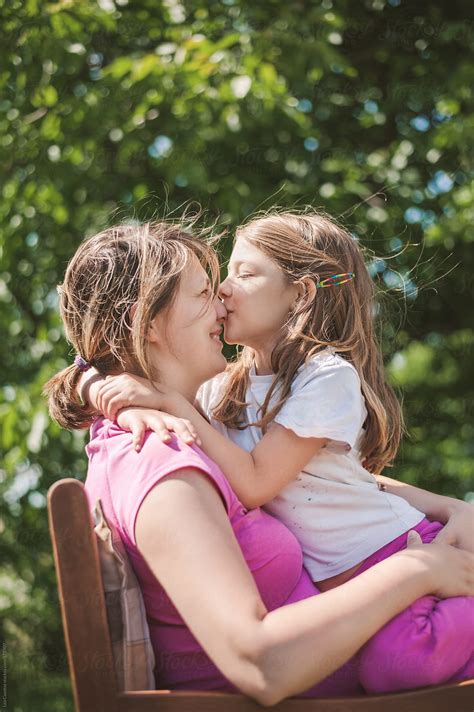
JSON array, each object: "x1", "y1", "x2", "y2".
[
  {"x1": 218, "y1": 277, "x2": 232, "y2": 299},
  {"x1": 214, "y1": 295, "x2": 227, "y2": 320}
]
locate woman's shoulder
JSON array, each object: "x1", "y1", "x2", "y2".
[
  {"x1": 91, "y1": 417, "x2": 227, "y2": 488},
  {"x1": 89, "y1": 421, "x2": 239, "y2": 540}
]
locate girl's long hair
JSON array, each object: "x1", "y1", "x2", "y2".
[
  {"x1": 212, "y1": 211, "x2": 404, "y2": 474},
  {"x1": 44, "y1": 221, "x2": 219, "y2": 430}
]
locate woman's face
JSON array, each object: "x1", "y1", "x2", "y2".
[
  {"x1": 219, "y1": 237, "x2": 298, "y2": 350},
  {"x1": 148, "y1": 254, "x2": 227, "y2": 398}
]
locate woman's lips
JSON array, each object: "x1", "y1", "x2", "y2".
[{"x1": 210, "y1": 327, "x2": 223, "y2": 345}]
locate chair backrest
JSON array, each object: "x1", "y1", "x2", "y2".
[
  {"x1": 48, "y1": 478, "x2": 474, "y2": 712},
  {"x1": 48, "y1": 478, "x2": 120, "y2": 712}
]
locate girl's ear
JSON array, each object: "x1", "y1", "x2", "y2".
[{"x1": 295, "y1": 277, "x2": 317, "y2": 309}]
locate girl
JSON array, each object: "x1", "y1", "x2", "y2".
[{"x1": 87, "y1": 212, "x2": 474, "y2": 693}]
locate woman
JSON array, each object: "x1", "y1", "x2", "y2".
[{"x1": 45, "y1": 221, "x2": 474, "y2": 705}]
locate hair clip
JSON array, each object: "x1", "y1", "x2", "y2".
[
  {"x1": 74, "y1": 354, "x2": 92, "y2": 372},
  {"x1": 316, "y1": 272, "x2": 355, "y2": 289}
]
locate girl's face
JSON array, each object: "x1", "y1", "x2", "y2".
[
  {"x1": 148, "y1": 254, "x2": 227, "y2": 398},
  {"x1": 219, "y1": 237, "x2": 298, "y2": 350}
]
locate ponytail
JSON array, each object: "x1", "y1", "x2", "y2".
[{"x1": 43, "y1": 364, "x2": 96, "y2": 430}]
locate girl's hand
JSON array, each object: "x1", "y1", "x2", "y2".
[
  {"x1": 116, "y1": 407, "x2": 201, "y2": 452},
  {"x1": 96, "y1": 373, "x2": 171, "y2": 421},
  {"x1": 432, "y1": 501, "x2": 474, "y2": 553},
  {"x1": 405, "y1": 530, "x2": 474, "y2": 599}
]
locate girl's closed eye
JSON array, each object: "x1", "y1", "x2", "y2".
[{"x1": 238, "y1": 273, "x2": 253, "y2": 279}]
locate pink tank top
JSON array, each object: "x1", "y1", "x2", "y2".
[{"x1": 85, "y1": 419, "x2": 320, "y2": 692}]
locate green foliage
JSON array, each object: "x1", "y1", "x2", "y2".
[{"x1": 1, "y1": 1, "x2": 473, "y2": 708}]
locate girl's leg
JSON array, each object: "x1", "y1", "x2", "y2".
[
  {"x1": 357, "y1": 593, "x2": 474, "y2": 693},
  {"x1": 291, "y1": 579, "x2": 365, "y2": 697},
  {"x1": 353, "y1": 519, "x2": 474, "y2": 694}
]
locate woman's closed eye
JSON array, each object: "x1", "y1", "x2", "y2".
[{"x1": 238, "y1": 273, "x2": 253, "y2": 279}]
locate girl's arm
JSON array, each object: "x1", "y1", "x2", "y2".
[
  {"x1": 81, "y1": 370, "x2": 327, "y2": 509},
  {"x1": 78, "y1": 370, "x2": 201, "y2": 447},
  {"x1": 377, "y1": 474, "x2": 474, "y2": 552},
  {"x1": 178, "y1": 398, "x2": 327, "y2": 510},
  {"x1": 119, "y1": 397, "x2": 327, "y2": 510},
  {"x1": 136, "y1": 468, "x2": 474, "y2": 706},
  {"x1": 83, "y1": 370, "x2": 474, "y2": 539},
  {"x1": 116, "y1": 404, "x2": 474, "y2": 548},
  {"x1": 378, "y1": 474, "x2": 465, "y2": 520}
]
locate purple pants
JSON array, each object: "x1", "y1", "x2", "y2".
[
  {"x1": 354, "y1": 518, "x2": 474, "y2": 694},
  {"x1": 300, "y1": 518, "x2": 474, "y2": 698}
]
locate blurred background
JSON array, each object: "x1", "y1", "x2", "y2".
[{"x1": 1, "y1": 0, "x2": 473, "y2": 709}]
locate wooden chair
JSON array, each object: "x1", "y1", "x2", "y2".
[{"x1": 47, "y1": 478, "x2": 474, "y2": 712}]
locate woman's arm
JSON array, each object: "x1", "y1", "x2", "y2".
[{"x1": 136, "y1": 468, "x2": 474, "y2": 706}]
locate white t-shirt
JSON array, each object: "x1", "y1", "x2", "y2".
[{"x1": 197, "y1": 347, "x2": 424, "y2": 581}]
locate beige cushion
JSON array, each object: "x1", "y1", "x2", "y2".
[{"x1": 93, "y1": 499, "x2": 156, "y2": 691}]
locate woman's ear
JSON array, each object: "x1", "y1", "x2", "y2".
[
  {"x1": 130, "y1": 303, "x2": 161, "y2": 345},
  {"x1": 146, "y1": 316, "x2": 161, "y2": 345}
]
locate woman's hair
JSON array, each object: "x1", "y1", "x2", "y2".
[
  {"x1": 212, "y1": 210, "x2": 404, "y2": 475},
  {"x1": 44, "y1": 221, "x2": 219, "y2": 430}
]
